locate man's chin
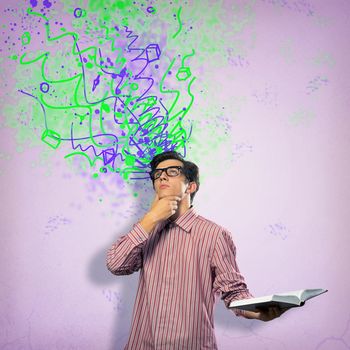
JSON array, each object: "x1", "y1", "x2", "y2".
[{"x1": 158, "y1": 189, "x2": 176, "y2": 198}]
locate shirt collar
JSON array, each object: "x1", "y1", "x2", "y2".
[{"x1": 167, "y1": 206, "x2": 198, "y2": 233}]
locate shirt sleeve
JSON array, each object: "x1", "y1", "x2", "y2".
[
  {"x1": 211, "y1": 229, "x2": 254, "y2": 317},
  {"x1": 106, "y1": 222, "x2": 149, "y2": 275}
]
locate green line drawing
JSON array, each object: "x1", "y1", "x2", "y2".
[{"x1": 172, "y1": 7, "x2": 183, "y2": 39}]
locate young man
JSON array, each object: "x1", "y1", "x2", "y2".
[{"x1": 106, "y1": 151, "x2": 286, "y2": 349}]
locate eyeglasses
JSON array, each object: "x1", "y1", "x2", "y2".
[{"x1": 149, "y1": 166, "x2": 183, "y2": 180}]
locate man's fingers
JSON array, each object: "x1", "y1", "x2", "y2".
[
  {"x1": 170, "y1": 201, "x2": 178, "y2": 208},
  {"x1": 272, "y1": 308, "x2": 280, "y2": 318},
  {"x1": 256, "y1": 306, "x2": 285, "y2": 321},
  {"x1": 165, "y1": 196, "x2": 181, "y2": 201},
  {"x1": 270, "y1": 306, "x2": 281, "y2": 318}
]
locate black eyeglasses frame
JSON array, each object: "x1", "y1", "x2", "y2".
[{"x1": 149, "y1": 166, "x2": 184, "y2": 181}]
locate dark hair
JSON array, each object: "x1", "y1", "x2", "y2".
[{"x1": 149, "y1": 151, "x2": 200, "y2": 204}]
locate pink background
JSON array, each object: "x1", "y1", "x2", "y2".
[{"x1": 1, "y1": 1, "x2": 350, "y2": 349}]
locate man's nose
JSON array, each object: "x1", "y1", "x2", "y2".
[{"x1": 159, "y1": 171, "x2": 169, "y2": 181}]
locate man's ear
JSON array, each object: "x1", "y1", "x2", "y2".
[{"x1": 185, "y1": 182, "x2": 197, "y2": 194}]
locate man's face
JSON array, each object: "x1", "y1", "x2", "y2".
[{"x1": 153, "y1": 159, "x2": 189, "y2": 199}]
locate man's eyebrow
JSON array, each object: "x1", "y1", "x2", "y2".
[
  {"x1": 156, "y1": 166, "x2": 177, "y2": 169},
  {"x1": 155, "y1": 165, "x2": 181, "y2": 169}
]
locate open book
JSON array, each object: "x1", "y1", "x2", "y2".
[{"x1": 229, "y1": 288, "x2": 327, "y2": 312}]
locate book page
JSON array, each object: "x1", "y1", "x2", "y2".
[
  {"x1": 274, "y1": 290, "x2": 303, "y2": 300},
  {"x1": 229, "y1": 288, "x2": 328, "y2": 310},
  {"x1": 301, "y1": 289, "x2": 328, "y2": 302}
]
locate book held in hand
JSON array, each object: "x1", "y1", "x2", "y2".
[{"x1": 228, "y1": 288, "x2": 328, "y2": 312}]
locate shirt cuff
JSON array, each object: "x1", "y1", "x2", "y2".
[
  {"x1": 128, "y1": 222, "x2": 149, "y2": 246},
  {"x1": 234, "y1": 290, "x2": 254, "y2": 300}
]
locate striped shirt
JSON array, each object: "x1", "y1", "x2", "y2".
[{"x1": 106, "y1": 206, "x2": 253, "y2": 350}]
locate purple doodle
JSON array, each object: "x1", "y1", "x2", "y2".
[
  {"x1": 306, "y1": 76, "x2": 329, "y2": 95},
  {"x1": 267, "y1": 222, "x2": 289, "y2": 240},
  {"x1": 73, "y1": 8, "x2": 83, "y2": 18},
  {"x1": 147, "y1": 6, "x2": 156, "y2": 14},
  {"x1": 43, "y1": 0, "x2": 52, "y2": 9},
  {"x1": 40, "y1": 82, "x2": 49, "y2": 93},
  {"x1": 30, "y1": 0, "x2": 38, "y2": 7}
]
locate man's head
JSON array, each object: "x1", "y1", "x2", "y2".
[{"x1": 149, "y1": 151, "x2": 200, "y2": 204}]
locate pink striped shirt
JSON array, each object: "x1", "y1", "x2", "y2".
[{"x1": 106, "y1": 206, "x2": 253, "y2": 349}]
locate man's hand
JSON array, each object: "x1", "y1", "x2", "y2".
[
  {"x1": 243, "y1": 306, "x2": 289, "y2": 322},
  {"x1": 148, "y1": 194, "x2": 181, "y2": 222},
  {"x1": 139, "y1": 194, "x2": 181, "y2": 234}
]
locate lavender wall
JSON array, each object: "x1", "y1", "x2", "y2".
[{"x1": 1, "y1": 1, "x2": 350, "y2": 349}]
